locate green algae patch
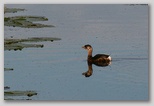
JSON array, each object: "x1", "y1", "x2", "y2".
[
  {"x1": 4, "y1": 37, "x2": 61, "y2": 51},
  {"x1": 4, "y1": 7, "x2": 25, "y2": 13},
  {"x1": 4, "y1": 16, "x2": 55, "y2": 28},
  {"x1": 4, "y1": 91, "x2": 37, "y2": 97}
]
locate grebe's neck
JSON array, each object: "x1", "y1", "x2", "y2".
[{"x1": 87, "y1": 49, "x2": 92, "y2": 60}]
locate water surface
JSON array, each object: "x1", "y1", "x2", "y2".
[{"x1": 4, "y1": 4, "x2": 148, "y2": 100}]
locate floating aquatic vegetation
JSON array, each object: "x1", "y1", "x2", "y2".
[
  {"x1": 4, "y1": 68, "x2": 14, "y2": 71},
  {"x1": 4, "y1": 7, "x2": 57, "y2": 100},
  {"x1": 4, "y1": 7, "x2": 54, "y2": 28},
  {"x1": 4, "y1": 86, "x2": 10, "y2": 90},
  {"x1": 4, "y1": 7, "x2": 25, "y2": 13},
  {"x1": 4, "y1": 37, "x2": 61, "y2": 44},
  {"x1": 4, "y1": 43, "x2": 44, "y2": 51},
  {"x1": 4, "y1": 16, "x2": 55, "y2": 28},
  {"x1": 4, "y1": 37, "x2": 61, "y2": 51},
  {"x1": 4, "y1": 90, "x2": 37, "y2": 97}
]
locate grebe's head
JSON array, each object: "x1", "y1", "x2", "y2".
[{"x1": 82, "y1": 44, "x2": 92, "y2": 51}]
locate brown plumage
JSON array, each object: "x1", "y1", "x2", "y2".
[{"x1": 82, "y1": 44, "x2": 111, "y2": 66}]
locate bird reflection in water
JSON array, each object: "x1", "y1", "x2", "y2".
[
  {"x1": 82, "y1": 44, "x2": 112, "y2": 77},
  {"x1": 82, "y1": 60, "x2": 111, "y2": 77}
]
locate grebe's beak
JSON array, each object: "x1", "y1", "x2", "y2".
[{"x1": 82, "y1": 46, "x2": 85, "y2": 49}]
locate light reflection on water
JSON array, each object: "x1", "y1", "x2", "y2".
[{"x1": 4, "y1": 4, "x2": 148, "y2": 100}]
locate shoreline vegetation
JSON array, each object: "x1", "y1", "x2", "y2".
[{"x1": 4, "y1": 6, "x2": 61, "y2": 100}]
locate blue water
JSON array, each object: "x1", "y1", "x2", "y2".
[{"x1": 4, "y1": 4, "x2": 148, "y2": 100}]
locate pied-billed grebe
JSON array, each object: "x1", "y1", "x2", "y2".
[{"x1": 82, "y1": 44, "x2": 111, "y2": 65}]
